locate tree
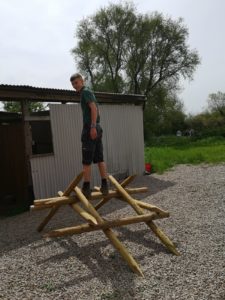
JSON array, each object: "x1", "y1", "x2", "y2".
[
  {"x1": 73, "y1": 2, "x2": 136, "y2": 93},
  {"x1": 2, "y1": 101, "x2": 47, "y2": 113},
  {"x1": 185, "y1": 109, "x2": 225, "y2": 137},
  {"x1": 208, "y1": 91, "x2": 225, "y2": 116},
  {"x1": 72, "y1": 2, "x2": 200, "y2": 137},
  {"x1": 72, "y1": 2, "x2": 200, "y2": 97},
  {"x1": 144, "y1": 85, "x2": 186, "y2": 138}
]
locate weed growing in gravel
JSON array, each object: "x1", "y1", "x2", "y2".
[
  {"x1": 41, "y1": 282, "x2": 56, "y2": 292},
  {"x1": 100, "y1": 290, "x2": 121, "y2": 299}
]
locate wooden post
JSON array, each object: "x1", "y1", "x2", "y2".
[
  {"x1": 93, "y1": 186, "x2": 109, "y2": 211},
  {"x1": 94, "y1": 198, "x2": 109, "y2": 210},
  {"x1": 36, "y1": 172, "x2": 83, "y2": 231},
  {"x1": 120, "y1": 175, "x2": 136, "y2": 187},
  {"x1": 63, "y1": 172, "x2": 84, "y2": 196},
  {"x1": 74, "y1": 186, "x2": 144, "y2": 277},
  {"x1": 70, "y1": 203, "x2": 98, "y2": 225},
  {"x1": 21, "y1": 99, "x2": 33, "y2": 206},
  {"x1": 33, "y1": 187, "x2": 148, "y2": 207},
  {"x1": 31, "y1": 171, "x2": 181, "y2": 276},
  {"x1": 146, "y1": 221, "x2": 180, "y2": 256},
  {"x1": 109, "y1": 175, "x2": 143, "y2": 214},
  {"x1": 58, "y1": 191, "x2": 98, "y2": 225},
  {"x1": 37, "y1": 206, "x2": 60, "y2": 232},
  {"x1": 118, "y1": 197, "x2": 170, "y2": 217},
  {"x1": 108, "y1": 175, "x2": 180, "y2": 256},
  {"x1": 44, "y1": 213, "x2": 158, "y2": 237},
  {"x1": 94, "y1": 175, "x2": 139, "y2": 211}
]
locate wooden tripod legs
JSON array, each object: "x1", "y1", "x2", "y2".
[
  {"x1": 34, "y1": 172, "x2": 180, "y2": 276},
  {"x1": 108, "y1": 175, "x2": 180, "y2": 256},
  {"x1": 74, "y1": 186, "x2": 144, "y2": 277}
]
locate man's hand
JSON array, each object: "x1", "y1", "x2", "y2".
[{"x1": 90, "y1": 127, "x2": 97, "y2": 140}]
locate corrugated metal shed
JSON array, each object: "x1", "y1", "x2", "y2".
[
  {"x1": 30, "y1": 103, "x2": 145, "y2": 199},
  {"x1": 0, "y1": 84, "x2": 146, "y2": 202}
]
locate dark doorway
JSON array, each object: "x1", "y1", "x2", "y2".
[{"x1": 0, "y1": 121, "x2": 28, "y2": 215}]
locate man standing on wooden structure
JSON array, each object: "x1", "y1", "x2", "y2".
[{"x1": 70, "y1": 73, "x2": 109, "y2": 198}]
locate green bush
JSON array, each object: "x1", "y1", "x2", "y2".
[{"x1": 146, "y1": 135, "x2": 198, "y2": 147}]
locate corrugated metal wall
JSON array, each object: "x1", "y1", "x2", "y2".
[{"x1": 30, "y1": 103, "x2": 144, "y2": 199}]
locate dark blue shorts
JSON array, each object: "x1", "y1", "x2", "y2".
[{"x1": 81, "y1": 124, "x2": 104, "y2": 165}]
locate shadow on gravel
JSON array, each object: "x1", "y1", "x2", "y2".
[
  {"x1": 0, "y1": 175, "x2": 174, "y2": 257},
  {"x1": 36, "y1": 227, "x2": 169, "y2": 296},
  {"x1": 0, "y1": 214, "x2": 42, "y2": 256},
  {"x1": 131, "y1": 174, "x2": 175, "y2": 198},
  {"x1": 97, "y1": 175, "x2": 175, "y2": 216}
]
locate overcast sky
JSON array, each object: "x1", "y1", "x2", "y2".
[{"x1": 1, "y1": 0, "x2": 225, "y2": 114}]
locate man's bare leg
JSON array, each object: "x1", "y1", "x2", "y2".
[
  {"x1": 82, "y1": 164, "x2": 92, "y2": 198},
  {"x1": 83, "y1": 162, "x2": 107, "y2": 181},
  {"x1": 83, "y1": 164, "x2": 91, "y2": 182},
  {"x1": 98, "y1": 161, "x2": 108, "y2": 179}
]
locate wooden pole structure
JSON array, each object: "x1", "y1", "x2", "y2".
[
  {"x1": 33, "y1": 187, "x2": 148, "y2": 207},
  {"x1": 74, "y1": 186, "x2": 144, "y2": 277},
  {"x1": 93, "y1": 185, "x2": 111, "y2": 211},
  {"x1": 58, "y1": 191, "x2": 98, "y2": 225},
  {"x1": 118, "y1": 197, "x2": 170, "y2": 217},
  {"x1": 44, "y1": 213, "x2": 159, "y2": 238},
  {"x1": 94, "y1": 175, "x2": 137, "y2": 211},
  {"x1": 37, "y1": 206, "x2": 60, "y2": 232},
  {"x1": 71, "y1": 203, "x2": 98, "y2": 225},
  {"x1": 94, "y1": 197, "x2": 109, "y2": 210},
  {"x1": 108, "y1": 175, "x2": 180, "y2": 256},
  {"x1": 37, "y1": 172, "x2": 83, "y2": 231},
  {"x1": 31, "y1": 172, "x2": 179, "y2": 276},
  {"x1": 120, "y1": 175, "x2": 136, "y2": 187},
  {"x1": 63, "y1": 172, "x2": 84, "y2": 196}
]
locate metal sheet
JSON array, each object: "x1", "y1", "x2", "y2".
[{"x1": 30, "y1": 103, "x2": 144, "y2": 198}]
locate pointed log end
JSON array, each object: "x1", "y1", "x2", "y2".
[
  {"x1": 173, "y1": 249, "x2": 181, "y2": 256},
  {"x1": 130, "y1": 262, "x2": 144, "y2": 277},
  {"x1": 43, "y1": 233, "x2": 51, "y2": 239},
  {"x1": 94, "y1": 186, "x2": 100, "y2": 191},
  {"x1": 169, "y1": 245, "x2": 180, "y2": 256},
  {"x1": 90, "y1": 219, "x2": 98, "y2": 225},
  {"x1": 134, "y1": 266, "x2": 144, "y2": 277},
  {"x1": 37, "y1": 226, "x2": 43, "y2": 232}
]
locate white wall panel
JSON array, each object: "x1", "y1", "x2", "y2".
[{"x1": 30, "y1": 103, "x2": 144, "y2": 198}]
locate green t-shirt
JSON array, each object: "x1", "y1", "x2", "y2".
[{"x1": 80, "y1": 86, "x2": 100, "y2": 124}]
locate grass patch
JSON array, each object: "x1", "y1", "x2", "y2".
[{"x1": 145, "y1": 136, "x2": 225, "y2": 173}]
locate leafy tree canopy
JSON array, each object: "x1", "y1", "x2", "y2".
[
  {"x1": 2, "y1": 101, "x2": 47, "y2": 113},
  {"x1": 207, "y1": 91, "x2": 225, "y2": 116},
  {"x1": 72, "y1": 2, "x2": 200, "y2": 97},
  {"x1": 72, "y1": 2, "x2": 200, "y2": 137}
]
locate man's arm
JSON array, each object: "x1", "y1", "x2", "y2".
[{"x1": 88, "y1": 102, "x2": 97, "y2": 140}]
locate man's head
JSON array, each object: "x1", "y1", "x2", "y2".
[{"x1": 70, "y1": 73, "x2": 84, "y2": 92}]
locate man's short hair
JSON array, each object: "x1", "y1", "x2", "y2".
[{"x1": 70, "y1": 73, "x2": 83, "y2": 82}]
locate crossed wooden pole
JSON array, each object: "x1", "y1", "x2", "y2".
[{"x1": 31, "y1": 172, "x2": 180, "y2": 277}]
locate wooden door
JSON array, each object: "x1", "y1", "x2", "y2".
[{"x1": 0, "y1": 122, "x2": 28, "y2": 213}]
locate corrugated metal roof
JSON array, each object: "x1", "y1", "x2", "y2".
[{"x1": 0, "y1": 84, "x2": 146, "y2": 105}]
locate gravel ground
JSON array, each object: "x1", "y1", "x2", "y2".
[{"x1": 0, "y1": 163, "x2": 224, "y2": 300}]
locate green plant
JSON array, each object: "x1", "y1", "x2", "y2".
[{"x1": 145, "y1": 136, "x2": 225, "y2": 173}]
